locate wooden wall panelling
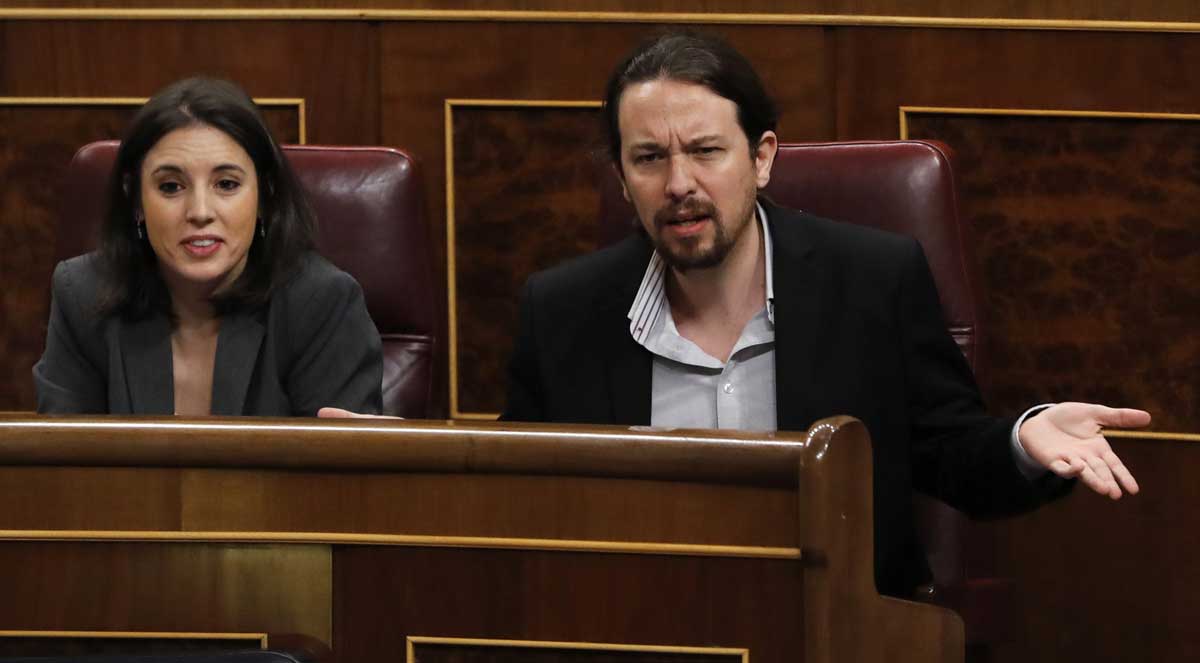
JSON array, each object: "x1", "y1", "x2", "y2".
[
  {"x1": 980, "y1": 434, "x2": 1199, "y2": 663},
  {"x1": 333, "y1": 547, "x2": 801, "y2": 663},
  {"x1": 824, "y1": 29, "x2": 1200, "y2": 662},
  {"x1": 833, "y1": 27, "x2": 1200, "y2": 140},
  {"x1": 0, "y1": 21, "x2": 377, "y2": 144},
  {"x1": 177, "y1": 469, "x2": 798, "y2": 547},
  {"x1": 446, "y1": 101, "x2": 604, "y2": 417},
  {"x1": 0, "y1": 542, "x2": 332, "y2": 644},
  {"x1": 902, "y1": 109, "x2": 1200, "y2": 431},
  {"x1": 899, "y1": 105, "x2": 1200, "y2": 663}
]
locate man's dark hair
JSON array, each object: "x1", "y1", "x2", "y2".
[
  {"x1": 602, "y1": 31, "x2": 779, "y2": 169},
  {"x1": 99, "y1": 76, "x2": 316, "y2": 320}
]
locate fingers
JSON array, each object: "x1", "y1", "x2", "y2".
[
  {"x1": 316, "y1": 407, "x2": 400, "y2": 420},
  {"x1": 1048, "y1": 454, "x2": 1133, "y2": 500},
  {"x1": 1089, "y1": 405, "x2": 1152, "y2": 429},
  {"x1": 317, "y1": 407, "x2": 357, "y2": 418},
  {"x1": 1103, "y1": 449, "x2": 1140, "y2": 495},
  {"x1": 1048, "y1": 457, "x2": 1084, "y2": 478},
  {"x1": 1086, "y1": 455, "x2": 1121, "y2": 499}
]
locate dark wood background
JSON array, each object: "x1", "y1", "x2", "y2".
[{"x1": 2, "y1": 5, "x2": 1199, "y2": 662}]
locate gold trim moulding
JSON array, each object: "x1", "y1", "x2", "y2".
[
  {"x1": 6, "y1": 9, "x2": 1200, "y2": 33},
  {"x1": 407, "y1": 635, "x2": 748, "y2": 663},
  {"x1": 899, "y1": 105, "x2": 1200, "y2": 138},
  {"x1": 0, "y1": 631, "x2": 268, "y2": 648},
  {"x1": 0, "y1": 529, "x2": 802, "y2": 559},
  {"x1": 443, "y1": 98, "x2": 600, "y2": 420},
  {"x1": 1104, "y1": 430, "x2": 1200, "y2": 443}
]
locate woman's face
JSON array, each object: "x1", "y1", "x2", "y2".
[{"x1": 139, "y1": 123, "x2": 259, "y2": 298}]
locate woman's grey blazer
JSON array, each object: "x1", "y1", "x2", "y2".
[{"x1": 33, "y1": 252, "x2": 383, "y2": 416}]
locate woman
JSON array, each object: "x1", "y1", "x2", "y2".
[{"x1": 34, "y1": 77, "x2": 383, "y2": 416}]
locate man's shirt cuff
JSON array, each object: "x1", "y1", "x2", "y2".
[{"x1": 1011, "y1": 403, "x2": 1056, "y2": 479}]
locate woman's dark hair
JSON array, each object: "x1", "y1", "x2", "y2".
[
  {"x1": 99, "y1": 76, "x2": 316, "y2": 319},
  {"x1": 602, "y1": 31, "x2": 779, "y2": 170}
]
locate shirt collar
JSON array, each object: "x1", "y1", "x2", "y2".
[{"x1": 628, "y1": 202, "x2": 775, "y2": 344}]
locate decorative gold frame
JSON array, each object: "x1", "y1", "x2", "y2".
[
  {"x1": 899, "y1": 105, "x2": 1200, "y2": 139},
  {"x1": 3, "y1": 8, "x2": 1200, "y2": 34},
  {"x1": 407, "y1": 635, "x2": 749, "y2": 663},
  {"x1": 0, "y1": 528, "x2": 800, "y2": 559},
  {"x1": 0, "y1": 630, "x2": 268, "y2": 648},
  {"x1": 443, "y1": 98, "x2": 603, "y2": 420},
  {"x1": 0, "y1": 96, "x2": 308, "y2": 144}
]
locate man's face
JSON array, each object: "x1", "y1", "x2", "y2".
[{"x1": 617, "y1": 78, "x2": 776, "y2": 271}]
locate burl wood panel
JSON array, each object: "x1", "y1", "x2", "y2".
[
  {"x1": 0, "y1": 104, "x2": 298, "y2": 411},
  {"x1": 334, "y1": 547, "x2": 800, "y2": 663},
  {"x1": 450, "y1": 105, "x2": 605, "y2": 414},
  {"x1": 0, "y1": 542, "x2": 332, "y2": 643},
  {"x1": 905, "y1": 112, "x2": 1200, "y2": 432}
]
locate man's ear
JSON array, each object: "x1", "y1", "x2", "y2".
[
  {"x1": 612, "y1": 163, "x2": 631, "y2": 203},
  {"x1": 754, "y1": 130, "x2": 779, "y2": 189}
]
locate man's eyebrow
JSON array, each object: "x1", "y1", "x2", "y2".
[
  {"x1": 628, "y1": 141, "x2": 664, "y2": 152},
  {"x1": 683, "y1": 134, "x2": 724, "y2": 148}
]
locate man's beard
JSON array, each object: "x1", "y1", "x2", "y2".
[{"x1": 649, "y1": 195, "x2": 753, "y2": 272}]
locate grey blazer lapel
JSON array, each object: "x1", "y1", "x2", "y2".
[
  {"x1": 210, "y1": 311, "x2": 265, "y2": 416},
  {"x1": 119, "y1": 314, "x2": 174, "y2": 415}
]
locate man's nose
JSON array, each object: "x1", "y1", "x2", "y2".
[
  {"x1": 185, "y1": 188, "x2": 215, "y2": 225},
  {"x1": 664, "y1": 155, "x2": 697, "y2": 201}
]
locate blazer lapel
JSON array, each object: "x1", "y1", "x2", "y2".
[
  {"x1": 210, "y1": 311, "x2": 265, "y2": 416},
  {"x1": 120, "y1": 314, "x2": 174, "y2": 415},
  {"x1": 766, "y1": 201, "x2": 832, "y2": 432},
  {"x1": 603, "y1": 325, "x2": 652, "y2": 426},
  {"x1": 602, "y1": 236, "x2": 654, "y2": 426}
]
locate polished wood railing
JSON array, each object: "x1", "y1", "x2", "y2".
[{"x1": 0, "y1": 415, "x2": 961, "y2": 662}]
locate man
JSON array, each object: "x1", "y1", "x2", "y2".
[{"x1": 500, "y1": 31, "x2": 1150, "y2": 598}]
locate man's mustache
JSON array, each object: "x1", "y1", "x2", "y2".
[{"x1": 653, "y1": 199, "x2": 719, "y2": 228}]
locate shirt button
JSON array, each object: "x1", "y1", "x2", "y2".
[{"x1": 723, "y1": 383, "x2": 734, "y2": 394}]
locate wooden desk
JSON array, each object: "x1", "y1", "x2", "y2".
[{"x1": 0, "y1": 415, "x2": 960, "y2": 662}]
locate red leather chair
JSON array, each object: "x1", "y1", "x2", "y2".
[
  {"x1": 56, "y1": 142, "x2": 440, "y2": 419},
  {"x1": 599, "y1": 140, "x2": 1011, "y2": 651}
]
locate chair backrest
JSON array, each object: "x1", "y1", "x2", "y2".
[
  {"x1": 597, "y1": 139, "x2": 982, "y2": 604},
  {"x1": 598, "y1": 139, "x2": 983, "y2": 378},
  {"x1": 57, "y1": 141, "x2": 439, "y2": 418}
]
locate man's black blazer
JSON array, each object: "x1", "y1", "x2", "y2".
[
  {"x1": 34, "y1": 251, "x2": 383, "y2": 416},
  {"x1": 503, "y1": 198, "x2": 1067, "y2": 598}
]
